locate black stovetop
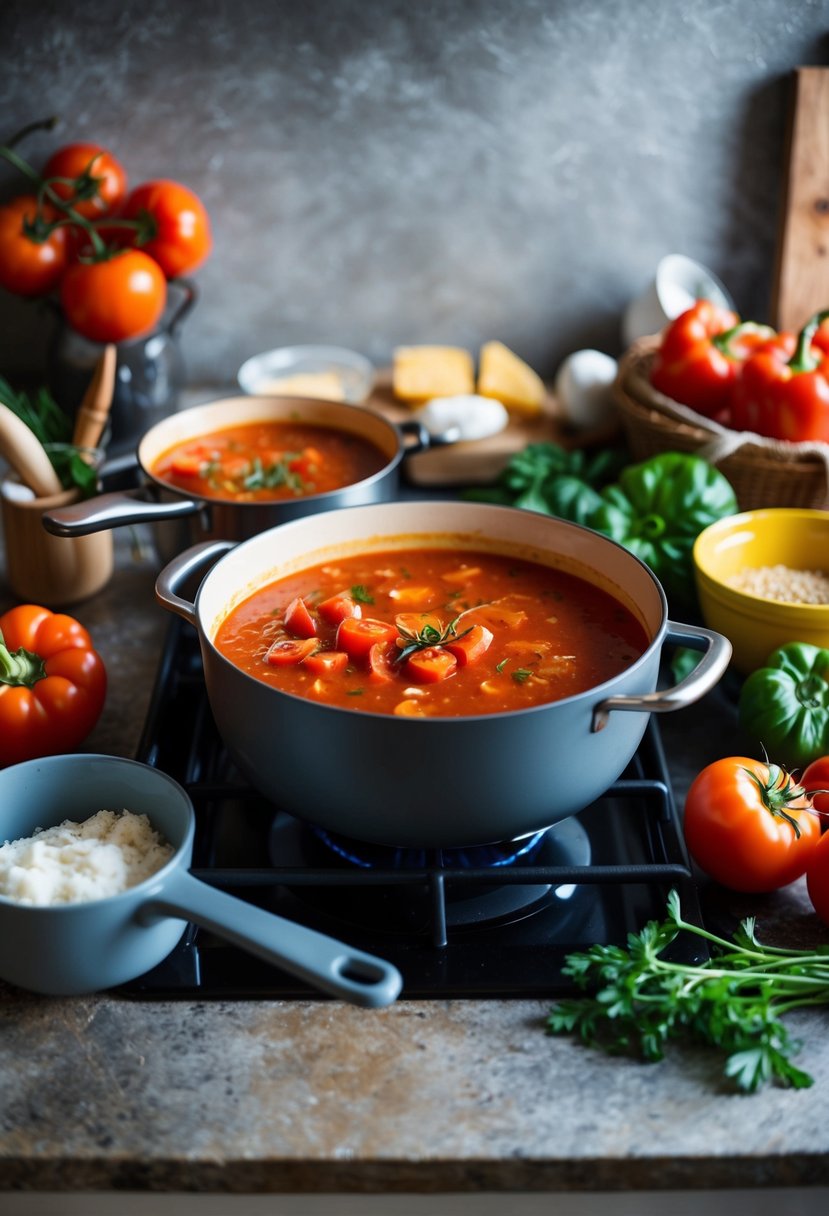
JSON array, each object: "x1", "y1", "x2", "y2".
[{"x1": 119, "y1": 615, "x2": 707, "y2": 1000}]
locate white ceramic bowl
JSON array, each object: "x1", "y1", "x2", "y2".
[
  {"x1": 622, "y1": 254, "x2": 735, "y2": 348},
  {"x1": 237, "y1": 344, "x2": 375, "y2": 403}
]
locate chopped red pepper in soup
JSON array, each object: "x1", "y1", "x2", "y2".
[
  {"x1": 213, "y1": 548, "x2": 649, "y2": 717},
  {"x1": 151, "y1": 420, "x2": 387, "y2": 501}
]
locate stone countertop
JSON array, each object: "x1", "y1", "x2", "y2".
[{"x1": 1, "y1": 519, "x2": 829, "y2": 1197}]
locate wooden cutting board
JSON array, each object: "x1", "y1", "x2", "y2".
[
  {"x1": 771, "y1": 66, "x2": 829, "y2": 331},
  {"x1": 364, "y1": 370, "x2": 620, "y2": 486}
]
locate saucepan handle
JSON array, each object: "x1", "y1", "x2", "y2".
[
  {"x1": 591, "y1": 621, "x2": 732, "y2": 732},
  {"x1": 140, "y1": 869, "x2": 404, "y2": 1009},
  {"x1": 155, "y1": 539, "x2": 236, "y2": 627},
  {"x1": 397, "y1": 419, "x2": 431, "y2": 455},
  {"x1": 42, "y1": 487, "x2": 202, "y2": 537}
]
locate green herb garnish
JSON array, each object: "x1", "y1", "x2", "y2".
[
  {"x1": 394, "y1": 615, "x2": 474, "y2": 664},
  {"x1": 495, "y1": 658, "x2": 509, "y2": 673},
  {"x1": 350, "y1": 585, "x2": 374, "y2": 605},
  {"x1": 242, "y1": 454, "x2": 306, "y2": 494},
  {"x1": 512, "y1": 667, "x2": 532, "y2": 683},
  {"x1": 547, "y1": 890, "x2": 829, "y2": 1092}
]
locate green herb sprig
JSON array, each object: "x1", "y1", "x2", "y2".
[
  {"x1": 547, "y1": 890, "x2": 829, "y2": 1092},
  {"x1": 0, "y1": 377, "x2": 98, "y2": 497},
  {"x1": 394, "y1": 615, "x2": 474, "y2": 665},
  {"x1": 241, "y1": 455, "x2": 306, "y2": 494}
]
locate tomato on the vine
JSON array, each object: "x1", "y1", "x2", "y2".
[
  {"x1": 120, "y1": 179, "x2": 212, "y2": 278},
  {"x1": 42, "y1": 142, "x2": 128, "y2": 219},
  {"x1": 806, "y1": 831, "x2": 829, "y2": 927},
  {"x1": 800, "y1": 755, "x2": 829, "y2": 817},
  {"x1": 60, "y1": 249, "x2": 167, "y2": 344},
  {"x1": 0, "y1": 195, "x2": 67, "y2": 297},
  {"x1": 683, "y1": 756, "x2": 821, "y2": 893}
]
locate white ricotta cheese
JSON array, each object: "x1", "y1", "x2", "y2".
[{"x1": 0, "y1": 810, "x2": 174, "y2": 906}]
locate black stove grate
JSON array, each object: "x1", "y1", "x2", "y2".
[{"x1": 119, "y1": 615, "x2": 708, "y2": 1000}]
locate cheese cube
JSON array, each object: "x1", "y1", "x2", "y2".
[
  {"x1": 477, "y1": 341, "x2": 546, "y2": 417},
  {"x1": 392, "y1": 345, "x2": 475, "y2": 403}
]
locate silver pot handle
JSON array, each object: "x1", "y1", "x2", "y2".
[
  {"x1": 398, "y1": 419, "x2": 432, "y2": 455},
  {"x1": 155, "y1": 539, "x2": 236, "y2": 627},
  {"x1": 43, "y1": 488, "x2": 201, "y2": 537},
  {"x1": 592, "y1": 621, "x2": 732, "y2": 732}
]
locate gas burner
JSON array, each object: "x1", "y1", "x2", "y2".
[
  {"x1": 267, "y1": 815, "x2": 593, "y2": 932},
  {"x1": 305, "y1": 826, "x2": 551, "y2": 870}
]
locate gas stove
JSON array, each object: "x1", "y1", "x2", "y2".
[{"x1": 120, "y1": 615, "x2": 708, "y2": 1000}]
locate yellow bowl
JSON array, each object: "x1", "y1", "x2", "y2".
[{"x1": 693, "y1": 508, "x2": 829, "y2": 675}]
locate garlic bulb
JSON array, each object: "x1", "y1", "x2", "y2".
[{"x1": 554, "y1": 350, "x2": 618, "y2": 430}]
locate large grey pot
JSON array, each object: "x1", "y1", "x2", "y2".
[{"x1": 155, "y1": 501, "x2": 731, "y2": 849}]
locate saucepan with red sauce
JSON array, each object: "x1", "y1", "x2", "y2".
[
  {"x1": 42, "y1": 395, "x2": 433, "y2": 562},
  {"x1": 155, "y1": 500, "x2": 731, "y2": 848}
]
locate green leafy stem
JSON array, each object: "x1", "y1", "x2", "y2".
[{"x1": 547, "y1": 890, "x2": 829, "y2": 1092}]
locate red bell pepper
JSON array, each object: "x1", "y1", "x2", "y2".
[
  {"x1": 0, "y1": 604, "x2": 107, "y2": 767},
  {"x1": 730, "y1": 309, "x2": 829, "y2": 441},
  {"x1": 649, "y1": 299, "x2": 775, "y2": 420}
]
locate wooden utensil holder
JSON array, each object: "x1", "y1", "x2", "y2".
[{"x1": 1, "y1": 479, "x2": 113, "y2": 606}]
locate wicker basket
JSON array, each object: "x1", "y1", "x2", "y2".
[{"x1": 612, "y1": 336, "x2": 829, "y2": 511}]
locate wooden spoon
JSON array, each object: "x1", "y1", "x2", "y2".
[
  {"x1": 72, "y1": 343, "x2": 117, "y2": 450},
  {"x1": 0, "y1": 403, "x2": 63, "y2": 498}
]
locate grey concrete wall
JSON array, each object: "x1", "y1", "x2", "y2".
[{"x1": 1, "y1": 0, "x2": 828, "y2": 391}]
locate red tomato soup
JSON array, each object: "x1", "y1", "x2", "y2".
[
  {"x1": 213, "y1": 548, "x2": 649, "y2": 717},
  {"x1": 151, "y1": 420, "x2": 388, "y2": 502}
]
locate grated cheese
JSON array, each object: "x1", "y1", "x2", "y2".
[{"x1": 0, "y1": 810, "x2": 174, "y2": 906}]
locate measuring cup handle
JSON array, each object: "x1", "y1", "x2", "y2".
[{"x1": 142, "y1": 869, "x2": 403, "y2": 1009}]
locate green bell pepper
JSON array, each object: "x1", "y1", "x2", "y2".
[
  {"x1": 588, "y1": 452, "x2": 738, "y2": 605},
  {"x1": 738, "y1": 643, "x2": 829, "y2": 771}
]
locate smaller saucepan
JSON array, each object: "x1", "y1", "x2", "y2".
[
  {"x1": 41, "y1": 394, "x2": 436, "y2": 564},
  {"x1": 0, "y1": 753, "x2": 403, "y2": 1005}
]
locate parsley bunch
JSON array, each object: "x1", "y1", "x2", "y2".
[{"x1": 547, "y1": 890, "x2": 829, "y2": 1091}]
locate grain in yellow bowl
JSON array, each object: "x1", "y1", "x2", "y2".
[{"x1": 693, "y1": 508, "x2": 829, "y2": 675}]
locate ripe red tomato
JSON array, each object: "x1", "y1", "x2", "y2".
[
  {"x1": 120, "y1": 179, "x2": 212, "y2": 278},
  {"x1": 43, "y1": 142, "x2": 128, "y2": 219},
  {"x1": 806, "y1": 830, "x2": 829, "y2": 927},
  {"x1": 60, "y1": 249, "x2": 167, "y2": 344},
  {"x1": 683, "y1": 756, "x2": 822, "y2": 893},
  {"x1": 0, "y1": 195, "x2": 68, "y2": 296},
  {"x1": 801, "y1": 756, "x2": 829, "y2": 817}
]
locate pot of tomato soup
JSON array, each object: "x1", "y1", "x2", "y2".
[
  {"x1": 155, "y1": 501, "x2": 731, "y2": 849},
  {"x1": 43, "y1": 395, "x2": 429, "y2": 562}
]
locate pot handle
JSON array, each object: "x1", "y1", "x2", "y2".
[
  {"x1": 140, "y1": 869, "x2": 403, "y2": 1009},
  {"x1": 42, "y1": 487, "x2": 201, "y2": 537},
  {"x1": 591, "y1": 620, "x2": 732, "y2": 732},
  {"x1": 398, "y1": 418, "x2": 432, "y2": 455},
  {"x1": 155, "y1": 539, "x2": 236, "y2": 627}
]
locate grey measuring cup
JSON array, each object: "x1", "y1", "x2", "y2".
[{"x1": 0, "y1": 753, "x2": 403, "y2": 1007}]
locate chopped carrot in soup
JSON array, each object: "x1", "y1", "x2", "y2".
[{"x1": 214, "y1": 548, "x2": 649, "y2": 718}]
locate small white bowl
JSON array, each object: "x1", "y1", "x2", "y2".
[
  {"x1": 622, "y1": 254, "x2": 736, "y2": 348},
  {"x1": 237, "y1": 345, "x2": 375, "y2": 404}
]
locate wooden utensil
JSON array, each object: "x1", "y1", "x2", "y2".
[
  {"x1": 72, "y1": 343, "x2": 116, "y2": 450},
  {"x1": 771, "y1": 67, "x2": 829, "y2": 332},
  {"x1": 0, "y1": 403, "x2": 63, "y2": 497}
]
